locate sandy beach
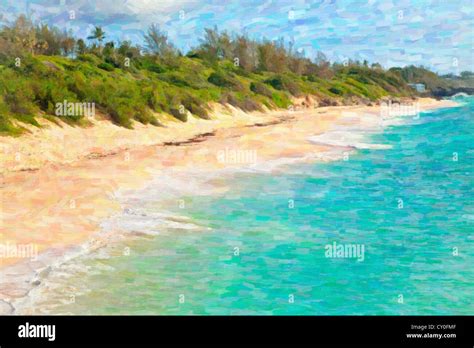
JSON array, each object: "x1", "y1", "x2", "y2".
[{"x1": 0, "y1": 98, "x2": 458, "y2": 313}]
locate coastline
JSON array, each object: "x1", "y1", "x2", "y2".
[{"x1": 0, "y1": 98, "x2": 459, "y2": 314}]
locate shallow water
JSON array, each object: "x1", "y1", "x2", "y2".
[{"x1": 19, "y1": 97, "x2": 474, "y2": 315}]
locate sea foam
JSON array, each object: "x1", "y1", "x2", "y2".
[{"x1": 308, "y1": 131, "x2": 392, "y2": 150}]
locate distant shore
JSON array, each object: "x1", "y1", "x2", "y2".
[{"x1": 0, "y1": 98, "x2": 458, "y2": 314}]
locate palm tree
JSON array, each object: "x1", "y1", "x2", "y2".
[{"x1": 87, "y1": 26, "x2": 105, "y2": 52}]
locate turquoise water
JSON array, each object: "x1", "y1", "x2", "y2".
[{"x1": 31, "y1": 97, "x2": 473, "y2": 315}]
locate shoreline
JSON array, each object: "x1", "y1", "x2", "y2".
[{"x1": 0, "y1": 98, "x2": 459, "y2": 314}]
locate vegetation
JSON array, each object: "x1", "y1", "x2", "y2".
[{"x1": 0, "y1": 15, "x2": 470, "y2": 136}]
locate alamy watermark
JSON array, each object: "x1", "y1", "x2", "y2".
[
  {"x1": 217, "y1": 147, "x2": 257, "y2": 164},
  {"x1": 325, "y1": 241, "x2": 365, "y2": 262},
  {"x1": 55, "y1": 100, "x2": 95, "y2": 118},
  {"x1": 380, "y1": 100, "x2": 420, "y2": 119},
  {"x1": 0, "y1": 242, "x2": 38, "y2": 260}
]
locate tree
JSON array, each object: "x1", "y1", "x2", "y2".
[
  {"x1": 312, "y1": 51, "x2": 333, "y2": 79},
  {"x1": 8, "y1": 15, "x2": 36, "y2": 55},
  {"x1": 257, "y1": 39, "x2": 287, "y2": 73},
  {"x1": 76, "y1": 39, "x2": 87, "y2": 55},
  {"x1": 103, "y1": 41, "x2": 115, "y2": 57},
  {"x1": 196, "y1": 26, "x2": 234, "y2": 63},
  {"x1": 35, "y1": 23, "x2": 63, "y2": 55},
  {"x1": 143, "y1": 24, "x2": 176, "y2": 59},
  {"x1": 87, "y1": 26, "x2": 105, "y2": 52},
  {"x1": 287, "y1": 44, "x2": 308, "y2": 75},
  {"x1": 34, "y1": 40, "x2": 49, "y2": 54},
  {"x1": 117, "y1": 40, "x2": 141, "y2": 59},
  {"x1": 232, "y1": 34, "x2": 258, "y2": 72},
  {"x1": 371, "y1": 62, "x2": 382, "y2": 69},
  {"x1": 61, "y1": 35, "x2": 75, "y2": 56}
]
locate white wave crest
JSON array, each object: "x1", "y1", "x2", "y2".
[{"x1": 308, "y1": 131, "x2": 392, "y2": 150}]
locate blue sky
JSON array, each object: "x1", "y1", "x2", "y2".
[{"x1": 1, "y1": 0, "x2": 472, "y2": 73}]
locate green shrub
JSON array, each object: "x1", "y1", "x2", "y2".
[
  {"x1": 220, "y1": 92, "x2": 261, "y2": 112},
  {"x1": 271, "y1": 92, "x2": 291, "y2": 108},
  {"x1": 133, "y1": 108, "x2": 159, "y2": 125},
  {"x1": 147, "y1": 64, "x2": 165, "y2": 73},
  {"x1": 0, "y1": 44, "x2": 423, "y2": 136},
  {"x1": 1, "y1": 72, "x2": 37, "y2": 116},
  {"x1": 106, "y1": 100, "x2": 133, "y2": 128},
  {"x1": 264, "y1": 75, "x2": 301, "y2": 96},
  {"x1": 0, "y1": 97, "x2": 23, "y2": 135},
  {"x1": 66, "y1": 71, "x2": 88, "y2": 100},
  {"x1": 0, "y1": 116, "x2": 22, "y2": 135},
  {"x1": 208, "y1": 72, "x2": 242, "y2": 89},
  {"x1": 241, "y1": 97, "x2": 262, "y2": 111},
  {"x1": 97, "y1": 62, "x2": 114, "y2": 71},
  {"x1": 329, "y1": 87, "x2": 343, "y2": 95},
  {"x1": 162, "y1": 73, "x2": 190, "y2": 87},
  {"x1": 188, "y1": 103, "x2": 209, "y2": 119},
  {"x1": 77, "y1": 54, "x2": 101, "y2": 64},
  {"x1": 265, "y1": 76, "x2": 284, "y2": 90},
  {"x1": 181, "y1": 94, "x2": 209, "y2": 119},
  {"x1": 145, "y1": 85, "x2": 167, "y2": 112},
  {"x1": 250, "y1": 81, "x2": 272, "y2": 98},
  {"x1": 104, "y1": 56, "x2": 121, "y2": 68},
  {"x1": 169, "y1": 107, "x2": 187, "y2": 122}
]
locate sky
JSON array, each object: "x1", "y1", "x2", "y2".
[{"x1": 0, "y1": 0, "x2": 473, "y2": 74}]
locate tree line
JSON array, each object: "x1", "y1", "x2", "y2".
[{"x1": 0, "y1": 14, "x2": 376, "y2": 78}]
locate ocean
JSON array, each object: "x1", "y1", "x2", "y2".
[{"x1": 17, "y1": 96, "x2": 473, "y2": 315}]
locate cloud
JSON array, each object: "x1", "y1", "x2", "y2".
[{"x1": 125, "y1": 0, "x2": 198, "y2": 14}]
